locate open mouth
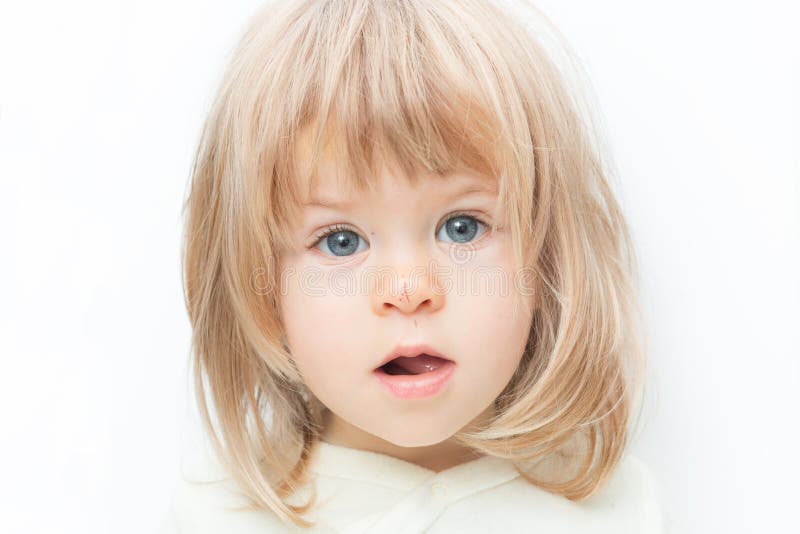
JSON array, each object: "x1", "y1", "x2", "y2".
[
  {"x1": 378, "y1": 354, "x2": 453, "y2": 375},
  {"x1": 374, "y1": 351, "x2": 457, "y2": 399}
]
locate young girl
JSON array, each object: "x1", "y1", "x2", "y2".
[{"x1": 165, "y1": 0, "x2": 661, "y2": 532}]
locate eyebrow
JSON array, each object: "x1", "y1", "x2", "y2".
[
  {"x1": 303, "y1": 197, "x2": 354, "y2": 209},
  {"x1": 448, "y1": 183, "x2": 497, "y2": 198},
  {"x1": 303, "y1": 179, "x2": 496, "y2": 209}
]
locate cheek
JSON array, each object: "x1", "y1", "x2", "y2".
[
  {"x1": 449, "y1": 252, "x2": 533, "y2": 372},
  {"x1": 456, "y1": 291, "x2": 530, "y2": 364},
  {"x1": 279, "y1": 267, "x2": 365, "y2": 380}
]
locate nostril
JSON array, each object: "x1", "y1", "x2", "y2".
[
  {"x1": 382, "y1": 298, "x2": 431, "y2": 311},
  {"x1": 383, "y1": 299, "x2": 411, "y2": 308}
]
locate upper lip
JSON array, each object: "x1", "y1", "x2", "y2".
[{"x1": 375, "y1": 343, "x2": 452, "y2": 370}]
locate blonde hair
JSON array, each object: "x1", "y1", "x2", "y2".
[{"x1": 181, "y1": 0, "x2": 647, "y2": 528}]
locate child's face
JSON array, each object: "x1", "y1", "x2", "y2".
[{"x1": 278, "y1": 140, "x2": 534, "y2": 449}]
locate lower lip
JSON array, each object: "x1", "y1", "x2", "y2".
[{"x1": 373, "y1": 360, "x2": 456, "y2": 399}]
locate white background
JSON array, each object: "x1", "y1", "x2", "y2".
[{"x1": 1, "y1": 1, "x2": 797, "y2": 532}]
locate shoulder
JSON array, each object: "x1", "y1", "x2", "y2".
[
  {"x1": 581, "y1": 453, "x2": 662, "y2": 532},
  {"x1": 160, "y1": 452, "x2": 303, "y2": 534},
  {"x1": 445, "y1": 453, "x2": 662, "y2": 534}
]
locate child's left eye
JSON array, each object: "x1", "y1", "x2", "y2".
[{"x1": 436, "y1": 213, "x2": 489, "y2": 244}]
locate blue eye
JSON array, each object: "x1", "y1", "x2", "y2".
[
  {"x1": 313, "y1": 225, "x2": 368, "y2": 257},
  {"x1": 311, "y1": 213, "x2": 489, "y2": 258},
  {"x1": 436, "y1": 214, "x2": 488, "y2": 244}
]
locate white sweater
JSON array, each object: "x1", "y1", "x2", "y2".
[{"x1": 161, "y1": 441, "x2": 662, "y2": 533}]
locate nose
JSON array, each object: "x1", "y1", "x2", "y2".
[{"x1": 370, "y1": 263, "x2": 445, "y2": 316}]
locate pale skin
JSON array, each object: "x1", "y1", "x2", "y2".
[{"x1": 278, "y1": 133, "x2": 535, "y2": 472}]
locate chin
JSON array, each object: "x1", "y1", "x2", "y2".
[{"x1": 374, "y1": 424, "x2": 457, "y2": 448}]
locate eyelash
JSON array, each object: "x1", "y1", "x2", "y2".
[
  {"x1": 312, "y1": 223, "x2": 352, "y2": 244},
  {"x1": 310, "y1": 211, "x2": 491, "y2": 248}
]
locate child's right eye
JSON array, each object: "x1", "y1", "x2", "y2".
[{"x1": 312, "y1": 225, "x2": 369, "y2": 257}]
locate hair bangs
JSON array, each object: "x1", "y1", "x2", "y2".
[{"x1": 265, "y1": 0, "x2": 519, "y2": 252}]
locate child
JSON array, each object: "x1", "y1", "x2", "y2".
[{"x1": 165, "y1": 0, "x2": 661, "y2": 532}]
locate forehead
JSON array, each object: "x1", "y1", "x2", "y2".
[
  {"x1": 306, "y1": 172, "x2": 498, "y2": 211},
  {"x1": 293, "y1": 125, "x2": 498, "y2": 206}
]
